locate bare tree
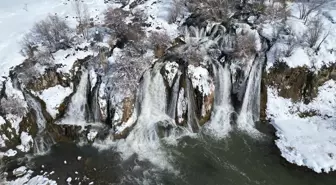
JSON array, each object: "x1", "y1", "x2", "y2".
[
  {"x1": 73, "y1": 0, "x2": 91, "y2": 39},
  {"x1": 104, "y1": 7, "x2": 144, "y2": 42},
  {"x1": 305, "y1": 17, "x2": 324, "y2": 48},
  {"x1": 29, "y1": 15, "x2": 72, "y2": 52},
  {"x1": 262, "y1": 0, "x2": 290, "y2": 23},
  {"x1": 296, "y1": 0, "x2": 330, "y2": 23},
  {"x1": 186, "y1": 0, "x2": 234, "y2": 22},
  {"x1": 148, "y1": 31, "x2": 171, "y2": 49}
]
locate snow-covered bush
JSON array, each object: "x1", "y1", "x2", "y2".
[
  {"x1": 304, "y1": 17, "x2": 329, "y2": 49},
  {"x1": 104, "y1": 8, "x2": 144, "y2": 42},
  {"x1": 148, "y1": 30, "x2": 171, "y2": 49},
  {"x1": 106, "y1": 46, "x2": 151, "y2": 97},
  {"x1": 21, "y1": 15, "x2": 73, "y2": 55},
  {"x1": 0, "y1": 97, "x2": 27, "y2": 117},
  {"x1": 186, "y1": 0, "x2": 234, "y2": 22},
  {"x1": 296, "y1": 0, "x2": 330, "y2": 23}
]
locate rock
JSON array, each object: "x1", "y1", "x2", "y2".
[
  {"x1": 13, "y1": 166, "x2": 27, "y2": 177},
  {"x1": 121, "y1": 97, "x2": 134, "y2": 123}
]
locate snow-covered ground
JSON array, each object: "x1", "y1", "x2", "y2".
[
  {"x1": 0, "y1": 0, "x2": 106, "y2": 79},
  {"x1": 265, "y1": 1, "x2": 336, "y2": 173},
  {"x1": 267, "y1": 80, "x2": 336, "y2": 173},
  {"x1": 35, "y1": 85, "x2": 73, "y2": 118}
]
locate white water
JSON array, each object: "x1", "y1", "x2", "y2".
[
  {"x1": 237, "y1": 55, "x2": 263, "y2": 134},
  {"x1": 62, "y1": 70, "x2": 89, "y2": 126},
  {"x1": 25, "y1": 93, "x2": 55, "y2": 155},
  {"x1": 118, "y1": 64, "x2": 179, "y2": 170},
  {"x1": 186, "y1": 77, "x2": 200, "y2": 132},
  {"x1": 25, "y1": 94, "x2": 46, "y2": 132},
  {"x1": 205, "y1": 62, "x2": 234, "y2": 138}
]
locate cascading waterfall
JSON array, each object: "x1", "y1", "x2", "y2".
[
  {"x1": 119, "y1": 63, "x2": 179, "y2": 170},
  {"x1": 63, "y1": 70, "x2": 89, "y2": 125},
  {"x1": 237, "y1": 54, "x2": 264, "y2": 132},
  {"x1": 205, "y1": 61, "x2": 234, "y2": 138},
  {"x1": 25, "y1": 93, "x2": 54, "y2": 155}
]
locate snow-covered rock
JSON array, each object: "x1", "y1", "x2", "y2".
[
  {"x1": 187, "y1": 65, "x2": 212, "y2": 96},
  {"x1": 16, "y1": 132, "x2": 33, "y2": 152}
]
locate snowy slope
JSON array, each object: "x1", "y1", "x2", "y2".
[{"x1": 0, "y1": 0, "x2": 106, "y2": 78}]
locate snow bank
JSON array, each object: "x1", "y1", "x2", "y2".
[
  {"x1": 268, "y1": 80, "x2": 336, "y2": 173},
  {"x1": 16, "y1": 132, "x2": 33, "y2": 152},
  {"x1": 36, "y1": 85, "x2": 73, "y2": 118}
]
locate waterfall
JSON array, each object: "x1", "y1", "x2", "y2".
[
  {"x1": 167, "y1": 74, "x2": 180, "y2": 120},
  {"x1": 63, "y1": 70, "x2": 89, "y2": 125},
  {"x1": 33, "y1": 132, "x2": 55, "y2": 156},
  {"x1": 205, "y1": 61, "x2": 234, "y2": 138},
  {"x1": 237, "y1": 54, "x2": 264, "y2": 132},
  {"x1": 25, "y1": 93, "x2": 54, "y2": 155},
  {"x1": 25, "y1": 93, "x2": 46, "y2": 131},
  {"x1": 88, "y1": 76, "x2": 101, "y2": 123},
  {"x1": 119, "y1": 64, "x2": 179, "y2": 170},
  {"x1": 186, "y1": 77, "x2": 200, "y2": 132}
]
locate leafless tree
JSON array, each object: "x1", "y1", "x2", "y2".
[
  {"x1": 29, "y1": 15, "x2": 72, "y2": 52},
  {"x1": 104, "y1": 7, "x2": 144, "y2": 42},
  {"x1": 73, "y1": 0, "x2": 91, "y2": 39},
  {"x1": 305, "y1": 17, "x2": 325, "y2": 48},
  {"x1": 296, "y1": 0, "x2": 330, "y2": 23},
  {"x1": 186, "y1": 0, "x2": 234, "y2": 22},
  {"x1": 148, "y1": 31, "x2": 171, "y2": 49},
  {"x1": 262, "y1": 0, "x2": 290, "y2": 23}
]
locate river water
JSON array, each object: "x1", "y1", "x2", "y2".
[{"x1": 9, "y1": 122, "x2": 333, "y2": 185}]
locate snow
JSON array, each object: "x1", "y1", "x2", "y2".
[
  {"x1": 164, "y1": 62, "x2": 179, "y2": 87},
  {"x1": 268, "y1": 80, "x2": 336, "y2": 173},
  {"x1": 0, "y1": 0, "x2": 107, "y2": 78},
  {"x1": 13, "y1": 166, "x2": 27, "y2": 177},
  {"x1": 36, "y1": 85, "x2": 73, "y2": 118},
  {"x1": 187, "y1": 65, "x2": 212, "y2": 96},
  {"x1": 77, "y1": 156, "x2": 82, "y2": 160},
  {"x1": 16, "y1": 132, "x2": 33, "y2": 152},
  {"x1": 53, "y1": 46, "x2": 93, "y2": 74},
  {"x1": 282, "y1": 47, "x2": 311, "y2": 68},
  {"x1": 4, "y1": 149, "x2": 17, "y2": 157},
  {"x1": 87, "y1": 130, "x2": 98, "y2": 141},
  {"x1": 66, "y1": 177, "x2": 72, "y2": 183}
]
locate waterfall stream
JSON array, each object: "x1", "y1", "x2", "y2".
[
  {"x1": 205, "y1": 61, "x2": 234, "y2": 138},
  {"x1": 237, "y1": 54, "x2": 264, "y2": 133},
  {"x1": 25, "y1": 93, "x2": 54, "y2": 155},
  {"x1": 63, "y1": 70, "x2": 89, "y2": 125}
]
